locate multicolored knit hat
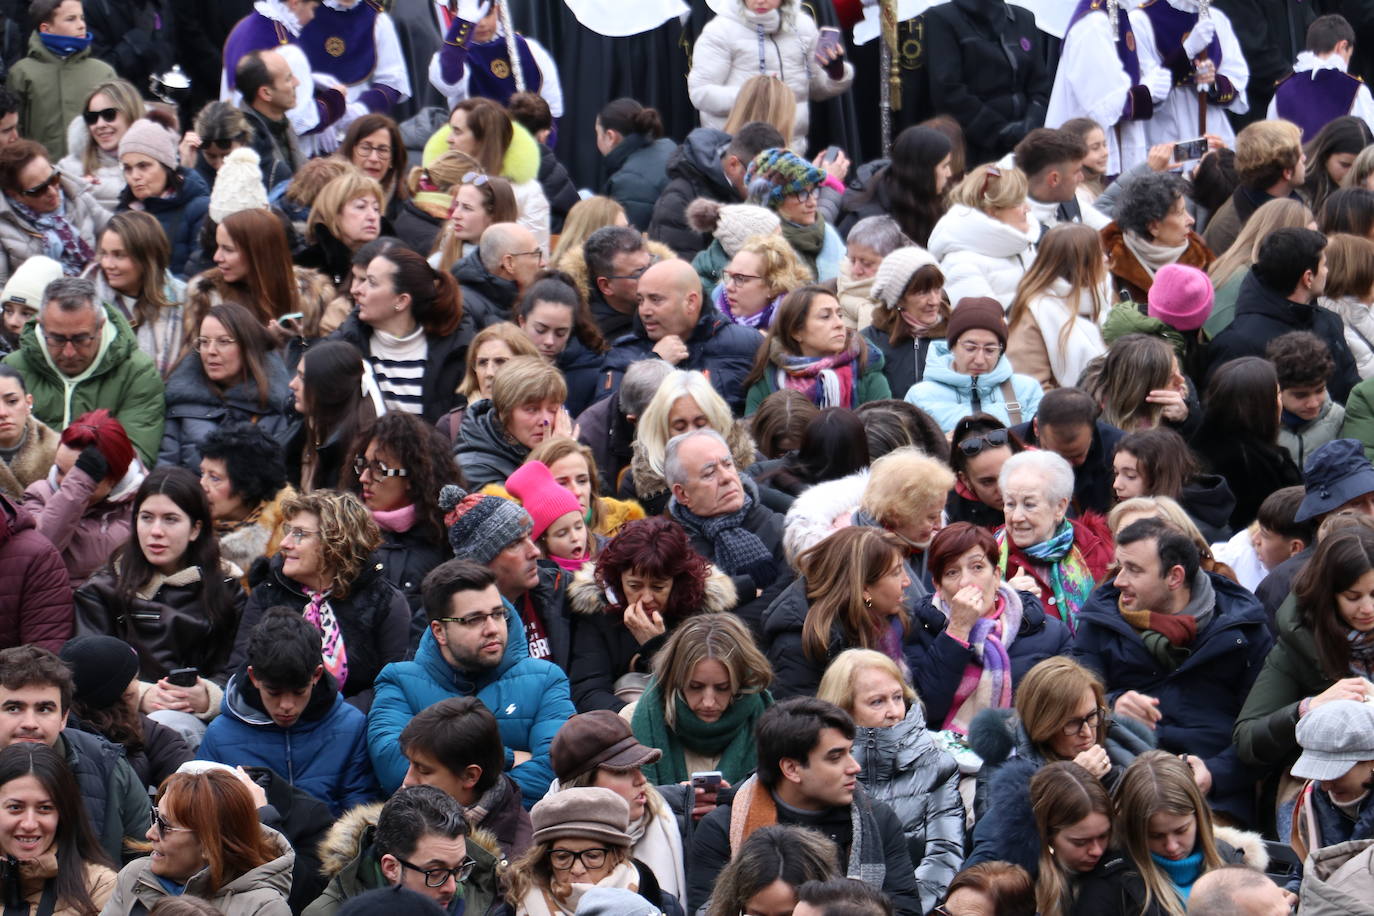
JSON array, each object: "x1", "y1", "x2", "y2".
[
  {"x1": 745, "y1": 148, "x2": 826, "y2": 211},
  {"x1": 438, "y1": 484, "x2": 533, "y2": 565}
]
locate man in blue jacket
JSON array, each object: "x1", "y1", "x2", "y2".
[
  {"x1": 597, "y1": 258, "x2": 762, "y2": 414},
  {"x1": 1073, "y1": 517, "x2": 1273, "y2": 825},
  {"x1": 367, "y1": 559, "x2": 575, "y2": 804}
]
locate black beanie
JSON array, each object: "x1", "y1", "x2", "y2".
[{"x1": 58, "y1": 636, "x2": 140, "y2": 709}]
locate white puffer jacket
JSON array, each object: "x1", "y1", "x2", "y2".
[
  {"x1": 1318, "y1": 294, "x2": 1374, "y2": 381},
  {"x1": 57, "y1": 114, "x2": 125, "y2": 212},
  {"x1": 688, "y1": 0, "x2": 854, "y2": 154},
  {"x1": 927, "y1": 204, "x2": 1040, "y2": 312}
]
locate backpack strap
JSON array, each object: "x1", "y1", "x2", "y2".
[{"x1": 1000, "y1": 379, "x2": 1023, "y2": 426}]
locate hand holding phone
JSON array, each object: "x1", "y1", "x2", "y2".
[
  {"x1": 167, "y1": 667, "x2": 199, "y2": 688},
  {"x1": 1173, "y1": 137, "x2": 1207, "y2": 161},
  {"x1": 815, "y1": 27, "x2": 845, "y2": 66}
]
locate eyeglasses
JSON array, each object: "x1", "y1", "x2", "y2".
[
  {"x1": 42, "y1": 330, "x2": 95, "y2": 349},
  {"x1": 439, "y1": 610, "x2": 507, "y2": 629},
  {"x1": 957, "y1": 428, "x2": 1010, "y2": 457},
  {"x1": 723, "y1": 271, "x2": 762, "y2": 288},
  {"x1": 461, "y1": 172, "x2": 490, "y2": 187},
  {"x1": 204, "y1": 134, "x2": 247, "y2": 152},
  {"x1": 83, "y1": 107, "x2": 118, "y2": 125},
  {"x1": 280, "y1": 524, "x2": 320, "y2": 544},
  {"x1": 395, "y1": 856, "x2": 477, "y2": 887},
  {"x1": 354, "y1": 456, "x2": 409, "y2": 479},
  {"x1": 193, "y1": 335, "x2": 236, "y2": 352},
  {"x1": 357, "y1": 142, "x2": 392, "y2": 160},
  {"x1": 958, "y1": 340, "x2": 1003, "y2": 359},
  {"x1": 1061, "y1": 707, "x2": 1106, "y2": 737},
  {"x1": 19, "y1": 171, "x2": 60, "y2": 198},
  {"x1": 607, "y1": 255, "x2": 660, "y2": 282},
  {"x1": 549, "y1": 847, "x2": 611, "y2": 871},
  {"x1": 150, "y1": 806, "x2": 193, "y2": 835},
  {"x1": 787, "y1": 188, "x2": 819, "y2": 204},
  {"x1": 508, "y1": 249, "x2": 544, "y2": 261}
]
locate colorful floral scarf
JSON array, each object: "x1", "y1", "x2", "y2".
[
  {"x1": 303, "y1": 587, "x2": 348, "y2": 685},
  {"x1": 1011, "y1": 520, "x2": 1097, "y2": 634},
  {"x1": 941, "y1": 587, "x2": 1022, "y2": 735},
  {"x1": 772, "y1": 341, "x2": 860, "y2": 407}
]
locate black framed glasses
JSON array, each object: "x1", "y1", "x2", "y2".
[
  {"x1": 20, "y1": 171, "x2": 60, "y2": 198},
  {"x1": 354, "y1": 456, "x2": 409, "y2": 479},
  {"x1": 395, "y1": 856, "x2": 476, "y2": 887},
  {"x1": 723, "y1": 271, "x2": 762, "y2": 288},
  {"x1": 957, "y1": 428, "x2": 1009, "y2": 457},
  {"x1": 607, "y1": 255, "x2": 660, "y2": 282},
  {"x1": 42, "y1": 330, "x2": 95, "y2": 349},
  {"x1": 1061, "y1": 707, "x2": 1106, "y2": 737},
  {"x1": 150, "y1": 806, "x2": 193, "y2": 835},
  {"x1": 204, "y1": 134, "x2": 247, "y2": 152},
  {"x1": 549, "y1": 847, "x2": 611, "y2": 871},
  {"x1": 438, "y1": 610, "x2": 506, "y2": 629},
  {"x1": 83, "y1": 107, "x2": 118, "y2": 125}
]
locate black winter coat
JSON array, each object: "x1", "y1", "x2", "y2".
[
  {"x1": 904, "y1": 589, "x2": 1070, "y2": 730},
  {"x1": 247, "y1": 764, "x2": 336, "y2": 915},
  {"x1": 604, "y1": 133, "x2": 677, "y2": 230},
  {"x1": 575, "y1": 390, "x2": 634, "y2": 493},
  {"x1": 391, "y1": 200, "x2": 445, "y2": 256},
  {"x1": 1190, "y1": 427, "x2": 1301, "y2": 532},
  {"x1": 453, "y1": 247, "x2": 519, "y2": 328},
  {"x1": 158, "y1": 350, "x2": 297, "y2": 470},
  {"x1": 675, "y1": 490, "x2": 787, "y2": 636},
  {"x1": 231, "y1": 556, "x2": 412, "y2": 709},
  {"x1": 84, "y1": 0, "x2": 175, "y2": 104},
  {"x1": 861, "y1": 326, "x2": 941, "y2": 402},
  {"x1": 376, "y1": 524, "x2": 451, "y2": 624},
  {"x1": 537, "y1": 142, "x2": 580, "y2": 234},
  {"x1": 1207, "y1": 272, "x2": 1362, "y2": 403},
  {"x1": 944, "y1": 487, "x2": 1005, "y2": 530},
  {"x1": 922, "y1": 0, "x2": 1052, "y2": 165},
  {"x1": 1071, "y1": 841, "x2": 1247, "y2": 916},
  {"x1": 1180, "y1": 473, "x2": 1238, "y2": 542},
  {"x1": 331, "y1": 312, "x2": 475, "y2": 424},
  {"x1": 760, "y1": 576, "x2": 858, "y2": 700},
  {"x1": 74, "y1": 564, "x2": 247, "y2": 686},
  {"x1": 647, "y1": 127, "x2": 737, "y2": 259},
  {"x1": 598, "y1": 301, "x2": 764, "y2": 414},
  {"x1": 456, "y1": 398, "x2": 529, "y2": 489},
  {"x1": 67, "y1": 713, "x2": 192, "y2": 790},
  {"x1": 559, "y1": 337, "x2": 604, "y2": 419},
  {"x1": 1012, "y1": 419, "x2": 1123, "y2": 516},
  {"x1": 116, "y1": 167, "x2": 210, "y2": 279}
]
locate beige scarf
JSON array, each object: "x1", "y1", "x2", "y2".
[{"x1": 516, "y1": 862, "x2": 641, "y2": 916}]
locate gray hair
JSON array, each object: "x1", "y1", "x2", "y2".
[
  {"x1": 664, "y1": 427, "x2": 730, "y2": 490},
  {"x1": 999, "y1": 449, "x2": 1075, "y2": 505},
  {"x1": 620, "y1": 359, "x2": 676, "y2": 419},
  {"x1": 1116, "y1": 172, "x2": 1186, "y2": 239},
  {"x1": 40, "y1": 277, "x2": 103, "y2": 324},
  {"x1": 1186, "y1": 865, "x2": 1280, "y2": 916},
  {"x1": 479, "y1": 222, "x2": 531, "y2": 273},
  {"x1": 845, "y1": 215, "x2": 910, "y2": 256}
]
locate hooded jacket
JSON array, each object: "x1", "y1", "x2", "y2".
[
  {"x1": 1299, "y1": 838, "x2": 1374, "y2": 916},
  {"x1": 568, "y1": 562, "x2": 737, "y2": 712},
  {"x1": 927, "y1": 204, "x2": 1040, "y2": 311},
  {"x1": 103, "y1": 825, "x2": 294, "y2": 916},
  {"x1": 598, "y1": 300, "x2": 764, "y2": 415},
  {"x1": 158, "y1": 350, "x2": 297, "y2": 470},
  {"x1": 331, "y1": 311, "x2": 476, "y2": 424},
  {"x1": 5, "y1": 31, "x2": 115, "y2": 158},
  {"x1": 22, "y1": 460, "x2": 143, "y2": 589},
  {"x1": 456, "y1": 397, "x2": 530, "y2": 489},
  {"x1": 0, "y1": 173, "x2": 109, "y2": 288},
  {"x1": 1190, "y1": 420, "x2": 1302, "y2": 532},
  {"x1": 199, "y1": 671, "x2": 380, "y2": 816},
  {"x1": 367, "y1": 600, "x2": 576, "y2": 801},
  {"x1": 647, "y1": 128, "x2": 738, "y2": 259},
  {"x1": 302, "y1": 803, "x2": 505, "y2": 916},
  {"x1": 57, "y1": 117, "x2": 124, "y2": 212},
  {"x1": 452, "y1": 246, "x2": 520, "y2": 329},
  {"x1": 0, "y1": 494, "x2": 71, "y2": 651},
  {"x1": 687, "y1": 0, "x2": 854, "y2": 155},
  {"x1": 853, "y1": 704, "x2": 964, "y2": 915},
  {"x1": 605, "y1": 133, "x2": 678, "y2": 230},
  {"x1": 1178, "y1": 474, "x2": 1238, "y2": 543},
  {"x1": 4, "y1": 304, "x2": 164, "y2": 466},
  {"x1": 1279, "y1": 398, "x2": 1346, "y2": 470},
  {"x1": 1072, "y1": 572, "x2": 1273, "y2": 825},
  {"x1": 905, "y1": 351, "x2": 1044, "y2": 433},
  {"x1": 1208, "y1": 272, "x2": 1362, "y2": 403},
  {"x1": 115, "y1": 167, "x2": 210, "y2": 279}
]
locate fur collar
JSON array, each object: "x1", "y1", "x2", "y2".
[
  {"x1": 555, "y1": 240, "x2": 678, "y2": 303},
  {"x1": 117, "y1": 558, "x2": 245, "y2": 601},
  {"x1": 0, "y1": 417, "x2": 58, "y2": 500},
  {"x1": 567, "y1": 562, "x2": 738, "y2": 616},
  {"x1": 316, "y1": 802, "x2": 505, "y2": 879}
]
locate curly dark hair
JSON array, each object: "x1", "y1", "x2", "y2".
[
  {"x1": 198, "y1": 422, "x2": 288, "y2": 509},
  {"x1": 1266, "y1": 330, "x2": 1333, "y2": 391},
  {"x1": 344, "y1": 412, "x2": 463, "y2": 544},
  {"x1": 593, "y1": 517, "x2": 709, "y2": 623},
  {"x1": 1116, "y1": 172, "x2": 1187, "y2": 239}
]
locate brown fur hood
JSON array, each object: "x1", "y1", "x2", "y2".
[
  {"x1": 555, "y1": 239, "x2": 678, "y2": 303},
  {"x1": 567, "y1": 559, "x2": 738, "y2": 617},
  {"x1": 315, "y1": 803, "x2": 504, "y2": 880},
  {"x1": 629, "y1": 418, "x2": 758, "y2": 499}
]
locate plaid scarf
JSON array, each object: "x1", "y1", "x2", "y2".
[
  {"x1": 668, "y1": 482, "x2": 778, "y2": 588},
  {"x1": 303, "y1": 587, "x2": 348, "y2": 685},
  {"x1": 1349, "y1": 627, "x2": 1374, "y2": 678},
  {"x1": 8, "y1": 193, "x2": 93, "y2": 276},
  {"x1": 941, "y1": 587, "x2": 1022, "y2": 735}
]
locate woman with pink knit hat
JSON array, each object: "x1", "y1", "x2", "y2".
[
  {"x1": 1103, "y1": 261, "x2": 1214, "y2": 387},
  {"x1": 506, "y1": 460, "x2": 592, "y2": 573}
]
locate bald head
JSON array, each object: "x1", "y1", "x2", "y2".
[
  {"x1": 637, "y1": 258, "x2": 702, "y2": 341},
  {"x1": 1187, "y1": 867, "x2": 1289, "y2": 916},
  {"x1": 480, "y1": 222, "x2": 544, "y2": 290}
]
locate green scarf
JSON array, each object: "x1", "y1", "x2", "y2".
[
  {"x1": 781, "y1": 217, "x2": 827, "y2": 279},
  {"x1": 631, "y1": 679, "x2": 772, "y2": 785}
]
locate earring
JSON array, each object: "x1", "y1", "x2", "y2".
[
  {"x1": 393, "y1": 305, "x2": 402, "y2": 312},
  {"x1": 863, "y1": 595, "x2": 872, "y2": 608}
]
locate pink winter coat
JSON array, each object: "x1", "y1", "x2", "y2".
[{"x1": 21, "y1": 464, "x2": 138, "y2": 589}]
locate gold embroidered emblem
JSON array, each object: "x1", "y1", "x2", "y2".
[
  {"x1": 325, "y1": 37, "x2": 346, "y2": 57},
  {"x1": 492, "y1": 59, "x2": 510, "y2": 79}
]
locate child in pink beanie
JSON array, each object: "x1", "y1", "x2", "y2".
[{"x1": 505, "y1": 460, "x2": 590, "y2": 572}]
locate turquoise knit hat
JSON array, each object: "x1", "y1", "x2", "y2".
[{"x1": 745, "y1": 148, "x2": 826, "y2": 210}]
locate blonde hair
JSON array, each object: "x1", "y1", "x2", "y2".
[
  {"x1": 1032, "y1": 762, "x2": 1113, "y2": 916},
  {"x1": 1346, "y1": 145, "x2": 1374, "y2": 191},
  {"x1": 280, "y1": 490, "x2": 381, "y2": 597},
  {"x1": 735, "y1": 233, "x2": 813, "y2": 297},
  {"x1": 723, "y1": 75, "x2": 797, "y2": 143},
  {"x1": 81, "y1": 79, "x2": 145, "y2": 176},
  {"x1": 1114, "y1": 751, "x2": 1223, "y2": 916},
  {"x1": 491, "y1": 355, "x2": 568, "y2": 427},
  {"x1": 1207, "y1": 197, "x2": 1313, "y2": 287},
  {"x1": 860, "y1": 446, "x2": 955, "y2": 530},
  {"x1": 286, "y1": 159, "x2": 358, "y2": 212},
  {"x1": 951, "y1": 164, "x2": 1028, "y2": 213},
  {"x1": 551, "y1": 197, "x2": 628, "y2": 267},
  {"x1": 1014, "y1": 657, "x2": 1108, "y2": 759},
  {"x1": 505, "y1": 840, "x2": 630, "y2": 906},
  {"x1": 816, "y1": 648, "x2": 916, "y2": 714},
  {"x1": 306, "y1": 172, "x2": 386, "y2": 245},
  {"x1": 1108, "y1": 495, "x2": 1214, "y2": 560},
  {"x1": 457, "y1": 323, "x2": 540, "y2": 398},
  {"x1": 797, "y1": 527, "x2": 908, "y2": 664},
  {"x1": 650, "y1": 613, "x2": 772, "y2": 729},
  {"x1": 636, "y1": 371, "x2": 737, "y2": 478},
  {"x1": 405, "y1": 150, "x2": 482, "y2": 197},
  {"x1": 1234, "y1": 120, "x2": 1303, "y2": 186}
]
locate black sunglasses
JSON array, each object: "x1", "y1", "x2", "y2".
[
  {"x1": 957, "y1": 428, "x2": 1010, "y2": 457},
  {"x1": 20, "y1": 171, "x2": 60, "y2": 198},
  {"x1": 82, "y1": 107, "x2": 118, "y2": 126},
  {"x1": 203, "y1": 134, "x2": 247, "y2": 152}
]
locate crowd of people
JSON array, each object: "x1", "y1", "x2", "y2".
[{"x1": 0, "y1": 0, "x2": 1367, "y2": 914}]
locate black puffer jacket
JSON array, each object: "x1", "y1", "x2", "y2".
[
  {"x1": 647, "y1": 127, "x2": 737, "y2": 259},
  {"x1": 391, "y1": 200, "x2": 445, "y2": 257},
  {"x1": 453, "y1": 247, "x2": 520, "y2": 328},
  {"x1": 376, "y1": 524, "x2": 451, "y2": 624},
  {"x1": 67, "y1": 712, "x2": 192, "y2": 790},
  {"x1": 331, "y1": 312, "x2": 475, "y2": 424},
  {"x1": 116, "y1": 166, "x2": 210, "y2": 279},
  {"x1": 537, "y1": 142, "x2": 580, "y2": 234},
  {"x1": 73, "y1": 563, "x2": 247, "y2": 685},
  {"x1": 230, "y1": 555, "x2": 413, "y2": 709},
  {"x1": 158, "y1": 351, "x2": 296, "y2": 470},
  {"x1": 604, "y1": 133, "x2": 678, "y2": 230},
  {"x1": 456, "y1": 398, "x2": 529, "y2": 488}
]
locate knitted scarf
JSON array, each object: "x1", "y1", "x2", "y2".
[
  {"x1": 8, "y1": 194, "x2": 94, "y2": 276},
  {"x1": 520, "y1": 861, "x2": 640, "y2": 916},
  {"x1": 631, "y1": 680, "x2": 771, "y2": 785},
  {"x1": 1122, "y1": 231, "x2": 1189, "y2": 281},
  {"x1": 372, "y1": 503, "x2": 416, "y2": 533},
  {"x1": 668, "y1": 485, "x2": 778, "y2": 588},
  {"x1": 1150, "y1": 849, "x2": 1204, "y2": 903},
  {"x1": 303, "y1": 587, "x2": 348, "y2": 685},
  {"x1": 772, "y1": 340, "x2": 861, "y2": 408},
  {"x1": 1348, "y1": 627, "x2": 1374, "y2": 678},
  {"x1": 1015, "y1": 520, "x2": 1097, "y2": 634},
  {"x1": 782, "y1": 217, "x2": 827, "y2": 278},
  {"x1": 726, "y1": 775, "x2": 887, "y2": 891},
  {"x1": 940, "y1": 587, "x2": 1023, "y2": 735},
  {"x1": 1119, "y1": 603, "x2": 1197, "y2": 671}
]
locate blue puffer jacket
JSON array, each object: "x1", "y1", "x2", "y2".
[
  {"x1": 904, "y1": 350, "x2": 1043, "y2": 433},
  {"x1": 367, "y1": 599, "x2": 576, "y2": 804},
  {"x1": 199, "y1": 672, "x2": 380, "y2": 817}
]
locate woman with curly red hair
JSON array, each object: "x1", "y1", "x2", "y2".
[{"x1": 567, "y1": 516, "x2": 737, "y2": 712}]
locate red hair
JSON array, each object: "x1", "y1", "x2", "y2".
[
  {"x1": 593, "y1": 517, "x2": 709, "y2": 622},
  {"x1": 59, "y1": 410, "x2": 134, "y2": 483},
  {"x1": 158, "y1": 770, "x2": 278, "y2": 893},
  {"x1": 927, "y1": 522, "x2": 1000, "y2": 582}
]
